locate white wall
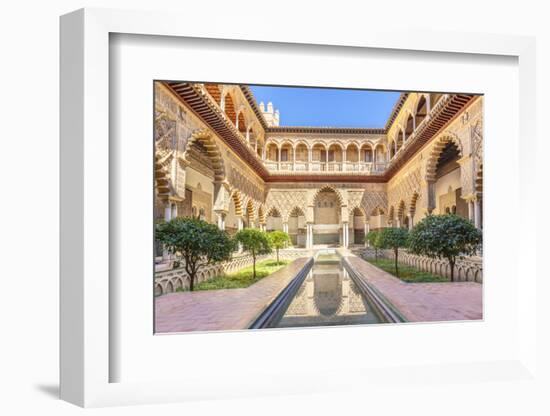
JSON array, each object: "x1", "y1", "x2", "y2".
[{"x1": 4, "y1": 1, "x2": 549, "y2": 415}]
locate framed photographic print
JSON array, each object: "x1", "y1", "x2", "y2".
[{"x1": 60, "y1": 7, "x2": 539, "y2": 408}]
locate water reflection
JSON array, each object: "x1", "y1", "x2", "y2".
[{"x1": 275, "y1": 258, "x2": 382, "y2": 328}]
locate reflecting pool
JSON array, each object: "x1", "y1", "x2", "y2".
[{"x1": 274, "y1": 254, "x2": 383, "y2": 328}]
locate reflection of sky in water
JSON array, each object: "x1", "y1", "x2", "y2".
[{"x1": 275, "y1": 260, "x2": 381, "y2": 328}]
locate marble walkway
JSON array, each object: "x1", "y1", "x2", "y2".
[
  {"x1": 345, "y1": 254, "x2": 483, "y2": 322},
  {"x1": 155, "y1": 257, "x2": 309, "y2": 333}
]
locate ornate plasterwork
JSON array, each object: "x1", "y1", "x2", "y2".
[{"x1": 387, "y1": 166, "x2": 421, "y2": 212}]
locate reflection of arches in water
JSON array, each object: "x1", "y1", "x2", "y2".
[{"x1": 313, "y1": 268, "x2": 342, "y2": 317}]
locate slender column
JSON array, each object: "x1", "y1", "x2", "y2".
[
  {"x1": 468, "y1": 201, "x2": 474, "y2": 222},
  {"x1": 237, "y1": 217, "x2": 244, "y2": 253},
  {"x1": 364, "y1": 222, "x2": 370, "y2": 247},
  {"x1": 308, "y1": 148, "x2": 312, "y2": 171},
  {"x1": 283, "y1": 222, "x2": 289, "y2": 234},
  {"x1": 162, "y1": 203, "x2": 172, "y2": 260},
  {"x1": 342, "y1": 222, "x2": 348, "y2": 248},
  {"x1": 217, "y1": 212, "x2": 226, "y2": 230},
  {"x1": 277, "y1": 147, "x2": 281, "y2": 170},
  {"x1": 292, "y1": 148, "x2": 296, "y2": 171},
  {"x1": 164, "y1": 203, "x2": 172, "y2": 222},
  {"x1": 306, "y1": 223, "x2": 313, "y2": 249},
  {"x1": 342, "y1": 149, "x2": 347, "y2": 171},
  {"x1": 474, "y1": 198, "x2": 482, "y2": 229},
  {"x1": 171, "y1": 203, "x2": 177, "y2": 219},
  {"x1": 408, "y1": 214, "x2": 413, "y2": 230}
]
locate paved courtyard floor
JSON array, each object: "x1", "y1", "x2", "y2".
[
  {"x1": 155, "y1": 257, "x2": 309, "y2": 333},
  {"x1": 345, "y1": 253, "x2": 483, "y2": 322}
]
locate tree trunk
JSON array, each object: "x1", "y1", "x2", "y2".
[
  {"x1": 276, "y1": 248, "x2": 280, "y2": 264},
  {"x1": 189, "y1": 273, "x2": 195, "y2": 291},
  {"x1": 252, "y1": 254, "x2": 256, "y2": 280},
  {"x1": 449, "y1": 259, "x2": 455, "y2": 282}
]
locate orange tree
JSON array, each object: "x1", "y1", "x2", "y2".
[
  {"x1": 378, "y1": 227, "x2": 409, "y2": 277},
  {"x1": 235, "y1": 228, "x2": 272, "y2": 280},
  {"x1": 155, "y1": 217, "x2": 235, "y2": 291},
  {"x1": 408, "y1": 214, "x2": 481, "y2": 282},
  {"x1": 267, "y1": 230, "x2": 290, "y2": 264}
]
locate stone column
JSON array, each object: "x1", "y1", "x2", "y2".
[
  {"x1": 474, "y1": 198, "x2": 482, "y2": 229},
  {"x1": 364, "y1": 222, "x2": 370, "y2": 247},
  {"x1": 308, "y1": 148, "x2": 312, "y2": 171},
  {"x1": 283, "y1": 222, "x2": 289, "y2": 234},
  {"x1": 408, "y1": 214, "x2": 413, "y2": 230},
  {"x1": 342, "y1": 148, "x2": 347, "y2": 171},
  {"x1": 277, "y1": 147, "x2": 281, "y2": 170},
  {"x1": 342, "y1": 222, "x2": 349, "y2": 248},
  {"x1": 468, "y1": 200, "x2": 474, "y2": 223},
  {"x1": 237, "y1": 217, "x2": 244, "y2": 253},
  {"x1": 292, "y1": 147, "x2": 296, "y2": 171},
  {"x1": 216, "y1": 212, "x2": 226, "y2": 230},
  {"x1": 164, "y1": 203, "x2": 172, "y2": 222},
  {"x1": 306, "y1": 223, "x2": 313, "y2": 249}
]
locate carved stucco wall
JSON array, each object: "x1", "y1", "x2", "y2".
[{"x1": 386, "y1": 96, "x2": 484, "y2": 222}]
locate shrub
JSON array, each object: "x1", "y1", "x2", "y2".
[
  {"x1": 235, "y1": 228, "x2": 272, "y2": 280},
  {"x1": 378, "y1": 227, "x2": 409, "y2": 277},
  {"x1": 156, "y1": 217, "x2": 235, "y2": 291},
  {"x1": 408, "y1": 214, "x2": 482, "y2": 282}
]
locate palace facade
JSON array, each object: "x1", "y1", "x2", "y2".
[{"x1": 155, "y1": 81, "x2": 483, "y2": 251}]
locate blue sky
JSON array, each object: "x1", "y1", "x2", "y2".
[{"x1": 249, "y1": 85, "x2": 401, "y2": 128}]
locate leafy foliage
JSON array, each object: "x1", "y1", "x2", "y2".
[
  {"x1": 408, "y1": 214, "x2": 482, "y2": 282},
  {"x1": 365, "y1": 230, "x2": 383, "y2": 260},
  {"x1": 378, "y1": 227, "x2": 409, "y2": 277},
  {"x1": 267, "y1": 230, "x2": 291, "y2": 264},
  {"x1": 235, "y1": 228, "x2": 272, "y2": 280},
  {"x1": 156, "y1": 217, "x2": 235, "y2": 291}
]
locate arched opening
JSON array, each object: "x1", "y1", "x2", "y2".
[
  {"x1": 351, "y1": 207, "x2": 366, "y2": 245},
  {"x1": 225, "y1": 191, "x2": 243, "y2": 236},
  {"x1": 389, "y1": 140, "x2": 396, "y2": 159},
  {"x1": 369, "y1": 207, "x2": 386, "y2": 231},
  {"x1": 430, "y1": 93, "x2": 442, "y2": 107},
  {"x1": 312, "y1": 143, "x2": 327, "y2": 171},
  {"x1": 433, "y1": 141, "x2": 468, "y2": 218},
  {"x1": 360, "y1": 143, "x2": 373, "y2": 163},
  {"x1": 288, "y1": 207, "x2": 306, "y2": 247},
  {"x1": 328, "y1": 144, "x2": 342, "y2": 161},
  {"x1": 346, "y1": 143, "x2": 359, "y2": 162},
  {"x1": 236, "y1": 111, "x2": 247, "y2": 134},
  {"x1": 374, "y1": 144, "x2": 387, "y2": 171},
  {"x1": 409, "y1": 192, "x2": 419, "y2": 227},
  {"x1": 313, "y1": 187, "x2": 342, "y2": 246},
  {"x1": 223, "y1": 93, "x2": 237, "y2": 125},
  {"x1": 245, "y1": 199, "x2": 255, "y2": 228},
  {"x1": 415, "y1": 95, "x2": 428, "y2": 126},
  {"x1": 388, "y1": 206, "x2": 395, "y2": 227},
  {"x1": 266, "y1": 207, "x2": 282, "y2": 232},
  {"x1": 396, "y1": 130, "x2": 404, "y2": 152},
  {"x1": 266, "y1": 142, "x2": 279, "y2": 162},
  {"x1": 180, "y1": 131, "x2": 226, "y2": 223},
  {"x1": 405, "y1": 113, "x2": 414, "y2": 141},
  {"x1": 295, "y1": 143, "x2": 308, "y2": 171},
  {"x1": 280, "y1": 142, "x2": 294, "y2": 169},
  {"x1": 397, "y1": 201, "x2": 407, "y2": 228},
  {"x1": 257, "y1": 205, "x2": 266, "y2": 226},
  {"x1": 247, "y1": 126, "x2": 256, "y2": 149},
  {"x1": 256, "y1": 136, "x2": 264, "y2": 158},
  {"x1": 204, "y1": 84, "x2": 222, "y2": 105}
]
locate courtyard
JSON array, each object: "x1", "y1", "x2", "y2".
[{"x1": 154, "y1": 81, "x2": 483, "y2": 333}]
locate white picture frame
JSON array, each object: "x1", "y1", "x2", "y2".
[{"x1": 60, "y1": 7, "x2": 538, "y2": 408}]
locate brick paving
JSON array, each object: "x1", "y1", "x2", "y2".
[
  {"x1": 345, "y1": 254, "x2": 482, "y2": 322},
  {"x1": 155, "y1": 257, "x2": 310, "y2": 333}
]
